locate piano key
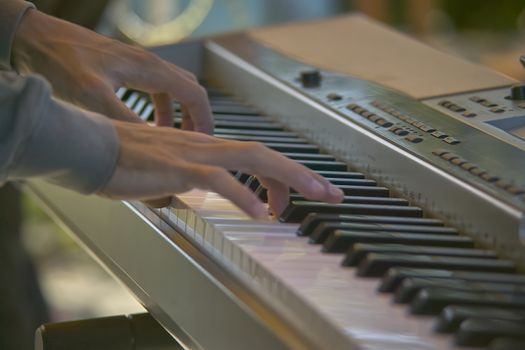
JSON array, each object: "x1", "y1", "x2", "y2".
[
  {"x1": 216, "y1": 134, "x2": 308, "y2": 143},
  {"x1": 283, "y1": 153, "x2": 336, "y2": 161},
  {"x1": 124, "y1": 92, "x2": 140, "y2": 109},
  {"x1": 291, "y1": 160, "x2": 348, "y2": 171},
  {"x1": 289, "y1": 194, "x2": 408, "y2": 206},
  {"x1": 281, "y1": 201, "x2": 421, "y2": 223},
  {"x1": 323, "y1": 231, "x2": 474, "y2": 254},
  {"x1": 264, "y1": 143, "x2": 320, "y2": 153},
  {"x1": 189, "y1": 114, "x2": 271, "y2": 122},
  {"x1": 132, "y1": 97, "x2": 147, "y2": 115},
  {"x1": 184, "y1": 120, "x2": 284, "y2": 130},
  {"x1": 263, "y1": 186, "x2": 390, "y2": 203},
  {"x1": 140, "y1": 103, "x2": 154, "y2": 121},
  {"x1": 410, "y1": 288, "x2": 525, "y2": 315},
  {"x1": 357, "y1": 254, "x2": 514, "y2": 278},
  {"x1": 379, "y1": 268, "x2": 525, "y2": 293},
  {"x1": 313, "y1": 171, "x2": 366, "y2": 179},
  {"x1": 489, "y1": 337, "x2": 525, "y2": 350},
  {"x1": 435, "y1": 305, "x2": 525, "y2": 333},
  {"x1": 343, "y1": 244, "x2": 496, "y2": 267},
  {"x1": 455, "y1": 319, "x2": 525, "y2": 347},
  {"x1": 176, "y1": 102, "x2": 259, "y2": 115},
  {"x1": 395, "y1": 277, "x2": 525, "y2": 304},
  {"x1": 115, "y1": 87, "x2": 127, "y2": 99},
  {"x1": 297, "y1": 213, "x2": 444, "y2": 236},
  {"x1": 310, "y1": 222, "x2": 457, "y2": 244},
  {"x1": 213, "y1": 128, "x2": 298, "y2": 137}
]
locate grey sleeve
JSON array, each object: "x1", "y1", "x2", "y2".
[
  {"x1": 0, "y1": 71, "x2": 119, "y2": 194},
  {"x1": 0, "y1": 0, "x2": 34, "y2": 70}
]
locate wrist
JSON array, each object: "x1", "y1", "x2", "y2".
[{"x1": 11, "y1": 9, "x2": 49, "y2": 72}]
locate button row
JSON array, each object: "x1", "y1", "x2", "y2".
[
  {"x1": 372, "y1": 101, "x2": 460, "y2": 145},
  {"x1": 438, "y1": 100, "x2": 478, "y2": 118},
  {"x1": 468, "y1": 96, "x2": 505, "y2": 114},
  {"x1": 432, "y1": 149, "x2": 525, "y2": 196},
  {"x1": 346, "y1": 103, "x2": 393, "y2": 128}
]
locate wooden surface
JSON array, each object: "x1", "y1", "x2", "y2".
[{"x1": 250, "y1": 14, "x2": 515, "y2": 99}]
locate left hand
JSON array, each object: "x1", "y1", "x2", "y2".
[{"x1": 12, "y1": 8, "x2": 213, "y2": 133}]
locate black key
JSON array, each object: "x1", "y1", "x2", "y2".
[
  {"x1": 323, "y1": 231, "x2": 473, "y2": 254},
  {"x1": 435, "y1": 306, "x2": 525, "y2": 333},
  {"x1": 325, "y1": 178, "x2": 377, "y2": 186},
  {"x1": 489, "y1": 337, "x2": 525, "y2": 350},
  {"x1": 410, "y1": 288, "x2": 525, "y2": 315},
  {"x1": 344, "y1": 244, "x2": 496, "y2": 267},
  {"x1": 315, "y1": 171, "x2": 366, "y2": 179},
  {"x1": 395, "y1": 277, "x2": 525, "y2": 304},
  {"x1": 281, "y1": 201, "x2": 421, "y2": 223},
  {"x1": 379, "y1": 268, "x2": 525, "y2": 293},
  {"x1": 295, "y1": 160, "x2": 347, "y2": 172},
  {"x1": 310, "y1": 222, "x2": 457, "y2": 244},
  {"x1": 176, "y1": 102, "x2": 259, "y2": 115},
  {"x1": 358, "y1": 254, "x2": 514, "y2": 277},
  {"x1": 265, "y1": 143, "x2": 319, "y2": 153},
  {"x1": 180, "y1": 113, "x2": 269, "y2": 122},
  {"x1": 207, "y1": 120, "x2": 284, "y2": 130},
  {"x1": 289, "y1": 194, "x2": 407, "y2": 206},
  {"x1": 455, "y1": 319, "x2": 525, "y2": 347},
  {"x1": 216, "y1": 134, "x2": 307, "y2": 144},
  {"x1": 297, "y1": 213, "x2": 443, "y2": 236},
  {"x1": 214, "y1": 128, "x2": 298, "y2": 137},
  {"x1": 284, "y1": 153, "x2": 336, "y2": 161}
]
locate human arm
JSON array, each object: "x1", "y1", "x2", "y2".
[{"x1": 8, "y1": 1, "x2": 213, "y2": 132}]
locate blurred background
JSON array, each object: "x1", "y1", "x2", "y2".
[{"x1": 3, "y1": 0, "x2": 524, "y2": 349}]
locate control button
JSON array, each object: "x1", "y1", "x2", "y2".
[
  {"x1": 518, "y1": 103, "x2": 525, "y2": 109},
  {"x1": 462, "y1": 112, "x2": 477, "y2": 118},
  {"x1": 449, "y1": 105, "x2": 466, "y2": 113},
  {"x1": 431, "y1": 131, "x2": 448, "y2": 139},
  {"x1": 405, "y1": 135, "x2": 423, "y2": 143},
  {"x1": 443, "y1": 137, "x2": 461, "y2": 145},
  {"x1": 375, "y1": 119, "x2": 393, "y2": 127},
  {"x1": 397, "y1": 115, "x2": 408, "y2": 121},
  {"x1": 469, "y1": 167, "x2": 486, "y2": 176},
  {"x1": 441, "y1": 153, "x2": 458, "y2": 161},
  {"x1": 394, "y1": 129, "x2": 409, "y2": 136},
  {"x1": 419, "y1": 125, "x2": 436, "y2": 133},
  {"x1": 299, "y1": 70, "x2": 321, "y2": 88},
  {"x1": 346, "y1": 103, "x2": 359, "y2": 111},
  {"x1": 479, "y1": 173, "x2": 500, "y2": 183},
  {"x1": 460, "y1": 162, "x2": 477, "y2": 171},
  {"x1": 412, "y1": 121, "x2": 424, "y2": 128},
  {"x1": 490, "y1": 107, "x2": 505, "y2": 113},
  {"x1": 480, "y1": 101, "x2": 498, "y2": 108},
  {"x1": 361, "y1": 111, "x2": 372, "y2": 118},
  {"x1": 327, "y1": 93, "x2": 343, "y2": 101},
  {"x1": 439, "y1": 100, "x2": 452, "y2": 108},
  {"x1": 450, "y1": 158, "x2": 467, "y2": 166},
  {"x1": 509, "y1": 84, "x2": 525, "y2": 100},
  {"x1": 495, "y1": 179, "x2": 510, "y2": 189},
  {"x1": 506, "y1": 186, "x2": 525, "y2": 195},
  {"x1": 391, "y1": 111, "x2": 401, "y2": 117},
  {"x1": 432, "y1": 149, "x2": 449, "y2": 156},
  {"x1": 354, "y1": 107, "x2": 365, "y2": 114},
  {"x1": 371, "y1": 100, "x2": 381, "y2": 107},
  {"x1": 404, "y1": 117, "x2": 417, "y2": 125},
  {"x1": 469, "y1": 96, "x2": 485, "y2": 103},
  {"x1": 368, "y1": 114, "x2": 380, "y2": 122}
]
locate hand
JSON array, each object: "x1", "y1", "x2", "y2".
[
  {"x1": 101, "y1": 122, "x2": 344, "y2": 219},
  {"x1": 12, "y1": 8, "x2": 213, "y2": 133}
]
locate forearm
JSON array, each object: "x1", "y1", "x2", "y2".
[
  {"x1": 0, "y1": 0, "x2": 33, "y2": 71},
  {"x1": 0, "y1": 71, "x2": 119, "y2": 193}
]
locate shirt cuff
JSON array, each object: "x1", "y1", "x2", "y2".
[{"x1": 0, "y1": 0, "x2": 35, "y2": 71}]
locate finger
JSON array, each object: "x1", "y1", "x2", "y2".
[
  {"x1": 152, "y1": 93, "x2": 173, "y2": 127},
  {"x1": 258, "y1": 176, "x2": 289, "y2": 216},
  {"x1": 143, "y1": 196, "x2": 172, "y2": 208},
  {"x1": 189, "y1": 142, "x2": 344, "y2": 203},
  {"x1": 191, "y1": 165, "x2": 268, "y2": 219},
  {"x1": 180, "y1": 105, "x2": 194, "y2": 131}
]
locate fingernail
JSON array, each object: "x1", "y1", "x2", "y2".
[
  {"x1": 309, "y1": 179, "x2": 325, "y2": 195},
  {"x1": 329, "y1": 185, "x2": 344, "y2": 197}
]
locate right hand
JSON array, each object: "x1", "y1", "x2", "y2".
[{"x1": 100, "y1": 121, "x2": 344, "y2": 219}]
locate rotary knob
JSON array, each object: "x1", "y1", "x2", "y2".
[
  {"x1": 510, "y1": 84, "x2": 525, "y2": 100},
  {"x1": 299, "y1": 70, "x2": 322, "y2": 88}
]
